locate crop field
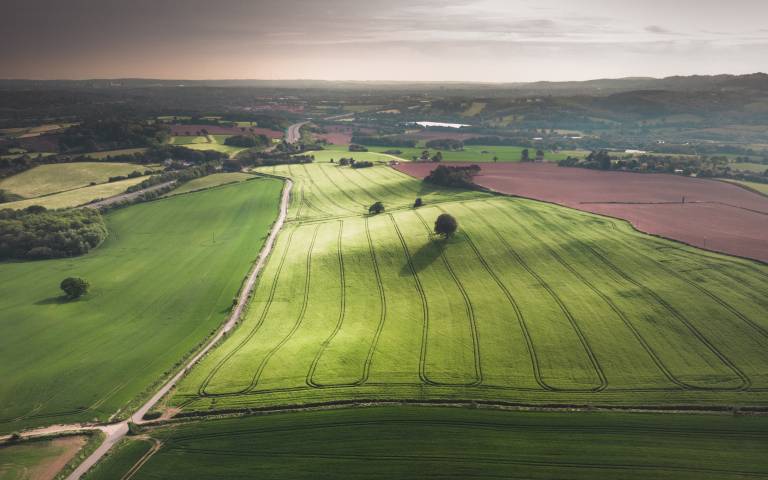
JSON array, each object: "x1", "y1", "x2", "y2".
[
  {"x1": 170, "y1": 162, "x2": 768, "y2": 416},
  {"x1": 85, "y1": 407, "x2": 768, "y2": 480},
  {"x1": 397, "y1": 162, "x2": 768, "y2": 263},
  {"x1": 0, "y1": 435, "x2": 87, "y2": 479},
  {"x1": 164, "y1": 172, "x2": 255, "y2": 197},
  {"x1": 0, "y1": 162, "x2": 145, "y2": 198},
  {"x1": 0, "y1": 178, "x2": 283, "y2": 433},
  {"x1": 2, "y1": 176, "x2": 147, "y2": 210}
]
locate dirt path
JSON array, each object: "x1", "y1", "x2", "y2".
[{"x1": 1, "y1": 178, "x2": 293, "y2": 480}]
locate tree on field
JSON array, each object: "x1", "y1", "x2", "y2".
[
  {"x1": 431, "y1": 151, "x2": 443, "y2": 162},
  {"x1": 60, "y1": 277, "x2": 89, "y2": 299},
  {"x1": 368, "y1": 202, "x2": 385, "y2": 215},
  {"x1": 434, "y1": 213, "x2": 458, "y2": 237},
  {"x1": 414, "y1": 197, "x2": 423, "y2": 208},
  {"x1": 521, "y1": 149, "x2": 530, "y2": 161},
  {"x1": 536, "y1": 149, "x2": 545, "y2": 161},
  {"x1": 493, "y1": 156, "x2": 498, "y2": 162}
]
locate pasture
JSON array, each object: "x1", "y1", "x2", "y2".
[
  {"x1": 2, "y1": 176, "x2": 147, "y2": 210},
  {"x1": 0, "y1": 162, "x2": 145, "y2": 198},
  {"x1": 0, "y1": 178, "x2": 283, "y2": 433},
  {"x1": 85, "y1": 407, "x2": 768, "y2": 480},
  {"x1": 170, "y1": 162, "x2": 768, "y2": 415},
  {"x1": 178, "y1": 135, "x2": 245, "y2": 157}
]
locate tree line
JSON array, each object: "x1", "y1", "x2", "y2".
[{"x1": 0, "y1": 207, "x2": 107, "y2": 260}]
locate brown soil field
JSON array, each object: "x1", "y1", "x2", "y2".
[
  {"x1": 18, "y1": 134, "x2": 62, "y2": 153},
  {"x1": 169, "y1": 124, "x2": 283, "y2": 139},
  {"x1": 316, "y1": 125, "x2": 354, "y2": 144},
  {"x1": 395, "y1": 162, "x2": 768, "y2": 263}
]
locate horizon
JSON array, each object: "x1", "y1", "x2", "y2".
[
  {"x1": 2, "y1": 0, "x2": 767, "y2": 81},
  {"x1": 3, "y1": 72, "x2": 767, "y2": 84}
]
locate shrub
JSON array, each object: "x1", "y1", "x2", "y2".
[
  {"x1": 414, "y1": 197, "x2": 423, "y2": 208},
  {"x1": 349, "y1": 144, "x2": 368, "y2": 152},
  {"x1": 61, "y1": 277, "x2": 89, "y2": 299},
  {"x1": 423, "y1": 165, "x2": 480, "y2": 188},
  {"x1": 368, "y1": 202, "x2": 385, "y2": 215},
  {"x1": 351, "y1": 161, "x2": 374, "y2": 169},
  {"x1": 434, "y1": 213, "x2": 458, "y2": 237}
]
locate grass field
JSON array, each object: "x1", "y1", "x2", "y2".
[
  {"x1": 85, "y1": 407, "x2": 768, "y2": 480},
  {"x1": 723, "y1": 179, "x2": 768, "y2": 195},
  {"x1": 2, "y1": 176, "x2": 147, "y2": 210},
  {"x1": 316, "y1": 145, "x2": 589, "y2": 163},
  {"x1": 175, "y1": 135, "x2": 244, "y2": 157},
  {"x1": 169, "y1": 162, "x2": 768, "y2": 415},
  {"x1": 163, "y1": 172, "x2": 255, "y2": 197},
  {"x1": 81, "y1": 148, "x2": 148, "y2": 160},
  {"x1": 0, "y1": 162, "x2": 145, "y2": 198},
  {"x1": 0, "y1": 178, "x2": 284, "y2": 433},
  {"x1": 0, "y1": 435, "x2": 87, "y2": 480},
  {"x1": 83, "y1": 438, "x2": 155, "y2": 480}
]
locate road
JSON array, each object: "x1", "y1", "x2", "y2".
[
  {"x1": 285, "y1": 121, "x2": 308, "y2": 143},
  {"x1": 1, "y1": 178, "x2": 293, "y2": 480},
  {"x1": 81, "y1": 181, "x2": 176, "y2": 209}
]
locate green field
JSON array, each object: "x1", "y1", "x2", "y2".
[
  {"x1": 0, "y1": 435, "x2": 87, "y2": 479},
  {"x1": 164, "y1": 172, "x2": 255, "y2": 197},
  {"x1": 0, "y1": 162, "x2": 145, "y2": 198},
  {"x1": 81, "y1": 148, "x2": 148, "y2": 160},
  {"x1": 0, "y1": 178, "x2": 283, "y2": 433},
  {"x1": 85, "y1": 407, "x2": 768, "y2": 480},
  {"x1": 723, "y1": 179, "x2": 768, "y2": 195},
  {"x1": 315, "y1": 145, "x2": 588, "y2": 163},
  {"x1": 731, "y1": 162, "x2": 768, "y2": 173},
  {"x1": 83, "y1": 438, "x2": 155, "y2": 480},
  {"x1": 2, "y1": 176, "x2": 147, "y2": 210},
  {"x1": 170, "y1": 162, "x2": 768, "y2": 415},
  {"x1": 174, "y1": 135, "x2": 244, "y2": 157}
]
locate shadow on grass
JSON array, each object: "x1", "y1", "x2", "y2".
[
  {"x1": 35, "y1": 295, "x2": 71, "y2": 305},
  {"x1": 401, "y1": 237, "x2": 446, "y2": 275}
]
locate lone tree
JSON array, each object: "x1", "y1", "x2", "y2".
[
  {"x1": 368, "y1": 201, "x2": 385, "y2": 215},
  {"x1": 521, "y1": 148, "x2": 530, "y2": 161},
  {"x1": 60, "y1": 277, "x2": 89, "y2": 299},
  {"x1": 434, "y1": 213, "x2": 458, "y2": 237},
  {"x1": 414, "y1": 197, "x2": 423, "y2": 208}
]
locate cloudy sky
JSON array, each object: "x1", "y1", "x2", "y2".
[{"x1": 1, "y1": 0, "x2": 767, "y2": 81}]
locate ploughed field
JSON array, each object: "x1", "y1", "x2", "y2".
[
  {"x1": 86, "y1": 407, "x2": 768, "y2": 480},
  {"x1": 170, "y1": 163, "x2": 768, "y2": 415},
  {"x1": 0, "y1": 178, "x2": 283, "y2": 433},
  {"x1": 396, "y1": 162, "x2": 768, "y2": 263}
]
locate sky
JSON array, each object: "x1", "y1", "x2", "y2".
[{"x1": 1, "y1": 0, "x2": 767, "y2": 82}]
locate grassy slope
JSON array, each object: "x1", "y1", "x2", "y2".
[
  {"x1": 163, "y1": 173, "x2": 254, "y2": 197},
  {"x1": 0, "y1": 162, "x2": 145, "y2": 198},
  {"x1": 2, "y1": 177, "x2": 147, "y2": 210},
  {"x1": 318, "y1": 145, "x2": 588, "y2": 163},
  {"x1": 724, "y1": 179, "x2": 768, "y2": 195},
  {"x1": 0, "y1": 435, "x2": 87, "y2": 480},
  {"x1": 87, "y1": 407, "x2": 768, "y2": 480},
  {"x1": 170, "y1": 163, "x2": 768, "y2": 414},
  {"x1": 0, "y1": 178, "x2": 283, "y2": 433}
]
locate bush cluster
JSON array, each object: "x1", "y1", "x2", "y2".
[
  {"x1": 0, "y1": 207, "x2": 108, "y2": 260},
  {"x1": 423, "y1": 165, "x2": 481, "y2": 188}
]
